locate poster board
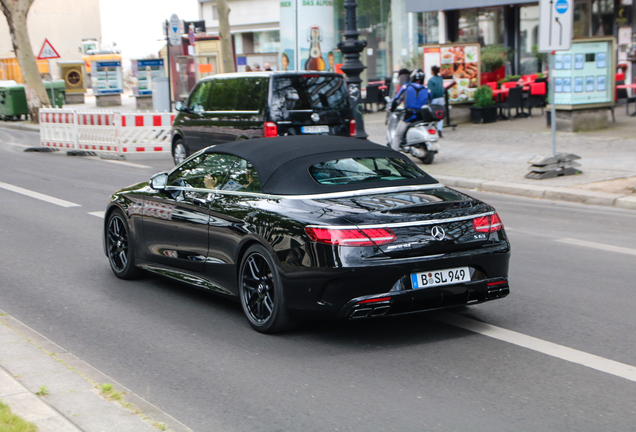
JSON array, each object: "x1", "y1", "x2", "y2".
[
  {"x1": 422, "y1": 43, "x2": 480, "y2": 104},
  {"x1": 92, "y1": 60, "x2": 123, "y2": 95},
  {"x1": 132, "y1": 59, "x2": 166, "y2": 96},
  {"x1": 552, "y1": 37, "x2": 615, "y2": 110}
]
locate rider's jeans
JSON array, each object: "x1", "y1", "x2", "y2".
[
  {"x1": 432, "y1": 97, "x2": 444, "y2": 132},
  {"x1": 391, "y1": 120, "x2": 410, "y2": 151}
]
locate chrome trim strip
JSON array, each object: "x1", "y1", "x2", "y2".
[
  {"x1": 138, "y1": 264, "x2": 233, "y2": 296},
  {"x1": 306, "y1": 211, "x2": 495, "y2": 230},
  {"x1": 201, "y1": 110, "x2": 260, "y2": 115},
  {"x1": 164, "y1": 183, "x2": 446, "y2": 201}
]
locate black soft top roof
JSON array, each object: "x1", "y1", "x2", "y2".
[{"x1": 203, "y1": 136, "x2": 438, "y2": 195}]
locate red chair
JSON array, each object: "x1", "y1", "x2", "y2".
[
  {"x1": 522, "y1": 74, "x2": 538, "y2": 83},
  {"x1": 502, "y1": 82, "x2": 518, "y2": 89},
  {"x1": 616, "y1": 73, "x2": 626, "y2": 82},
  {"x1": 486, "y1": 82, "x2": 498, "y2": 91},
  {"x1": 526, "y1": 82, "x2": 547, "y2": 116}
]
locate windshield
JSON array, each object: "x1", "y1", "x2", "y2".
[
  {"x1": 309, "y1": 158, "x2": 425, "y2": 185},
  {"x1": 272, "y1": 75, "x2": 350, "y2": 113}
]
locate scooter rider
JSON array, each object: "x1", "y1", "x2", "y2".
[{"x1": 390, "y1": 69, "x2": 432, "y2": 151}]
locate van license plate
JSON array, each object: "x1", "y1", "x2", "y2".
[
  {"x1": 302, "y1": 126, "x2": 329, "y2": 134},
  {"x1": 411, "y1": 267, "x2": 470, "y2": 289}
]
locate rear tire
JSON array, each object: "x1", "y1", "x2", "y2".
[
  {"x1": 106, "y1": 209, "x2": 139, "y2": 280},
  {"x1": 172, "y1": 138, "x2": 189, "y2": 165},
  {"x1": 238, "y1": 244, "x2": 300, "y2": 334},
  {"x1": 419, "y1": 151, "x2": 435, "y2": 165}
]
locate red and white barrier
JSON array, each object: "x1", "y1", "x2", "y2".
[{"x1": 39, "y1": 108, "x2": 176, "y2": 157}]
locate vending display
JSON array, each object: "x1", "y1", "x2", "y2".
[
  {"x1": 92, "y1": 60, "x2": 123, "y2": 95},
  {"x1": 132, "y1": 59, "x2": 166, "y2": 96},
  {"x1": 552, "y1": 37, "x2": 615, "y2": 108}
]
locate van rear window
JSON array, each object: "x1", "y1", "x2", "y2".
[
  {"x1": 272, "y1": 75, "x2": 349, "y2": 112},
  {"x1": 207, "y1": 77, "x2": 268, "y2": 111}
]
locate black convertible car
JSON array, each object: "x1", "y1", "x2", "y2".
[{"x1": 104, "y1": 136, "x2": 510, "y2": 333}]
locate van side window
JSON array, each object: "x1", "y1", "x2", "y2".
[
  {"x1": 188, "y1": 81, "x2": 211, "y2": 113},
  {"x1": 207, "y1": 77, "x2": 267, "y2": 112}
]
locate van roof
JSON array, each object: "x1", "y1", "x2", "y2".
[{"x1": 199, "y1": 71, "x2": 344, "y2": 81}]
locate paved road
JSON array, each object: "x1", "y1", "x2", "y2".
[{"x1": 1, "y1": 127, "x2": 635, "y2": 431}]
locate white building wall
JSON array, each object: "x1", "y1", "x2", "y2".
[
  {"x1": 200, "y1": 0, "x2": 279, "y2": 32},
  {"x1": 0, "y1": 0, "x2": 101, "y2": 67}
]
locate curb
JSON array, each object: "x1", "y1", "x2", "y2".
[
  {"x1": 0, "y1": 121, "x2": 40, "y2": 133},
  {"x1": 435, "y1": 175, "x2": 636, "y2": 211},
  {"x1": 0, "y1": 310, "x2": 192, "y2": 432}
]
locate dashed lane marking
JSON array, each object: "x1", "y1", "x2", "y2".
[
  {"x1": 97, "y1": 159, "x2": 152, "y2": 169},
  {"x1": 433, "y1": 312, "x2": 636, "y2": 383},
  {"x1": 0, "y1": 182, "x2": 80, "y2": 207},
  {"x1": 88, "y1": 211, "x2": 105, "y2": 218},
  {"x1": 555, "y1": 238, "x2": 636, "y2": 256}
]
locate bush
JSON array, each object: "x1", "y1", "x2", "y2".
[
  {"x1": 481, "y1": 45, "x2": 514, "y2": 73},
  {"x1": 472, "y1": 85, "x2": 494, "y2": 108}
]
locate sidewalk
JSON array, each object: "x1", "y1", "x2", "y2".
[
  {"x1": 364, "y1": 107, "x2": 636, "y2": 210},
  {"x1": 0, "y1": 310, "x2": 191, "y2": 432},
  {"x1": 1, "y1": 99, "x2": 635, "y2": 210}
]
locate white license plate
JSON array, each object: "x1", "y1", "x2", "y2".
[
  {"x1": 302, "y1": 125, "x2": 329, "y2": 134},
  {"x1": 411, "y1": 266, "x2": 470, "y2": 289}
]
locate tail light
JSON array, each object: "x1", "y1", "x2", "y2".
[
  {"x1": 349, "y1": 119, "x2": 356, "y2": 137},
  {"x1": 264, "y1": 122, "x2": 277, "y2": 138},
  {"x1": 473, "y1": 213, "x2": 503, "y2": 233},
  {"x1": 305, "y1": 227, "x2": 396, "y2": 247},
  {"x1": 359, "y1": 296, "x2": 391, "y2": 304},
  {"x1": 427, "y1": 128, "x2": 437, "y2": 135}
]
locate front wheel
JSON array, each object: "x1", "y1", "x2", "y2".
[
  {"x1": 106, "y1": 209, "x2": 139, "y2": 279},
  {"x1": 419, "y1": 151, "x2": 435, "y2": 165},
  {"x1": 238, "y1": 244, "x2": 299, "y2": 334},
  {"x1": 172, "y1": 139, "x2": 189, "y2": 165}
]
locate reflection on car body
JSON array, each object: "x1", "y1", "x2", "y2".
[{"x1": 103, "y1": 136, "x2": 511, "y2": 334}]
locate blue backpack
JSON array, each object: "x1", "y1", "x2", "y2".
[{"x1": 404, "y1": 83, "x2": 430, "y2": 110}]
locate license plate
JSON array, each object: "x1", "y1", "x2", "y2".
[
  {"x1": 411, "y1": 266, "x2": 470, "y2": 289},
  {"x1": 302, "y1": 125, "x2": 329, "y2": 134}
]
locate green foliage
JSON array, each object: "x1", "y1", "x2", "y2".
[
  {"x1": 481, "y1": 45, "x2": 514, "y2": 73},
  {"x1": 472, "y1": 85, "x2": 495, "y2": 108},
  {"x1": 0, "y1": 400, "x2": 38, "y2": 432},
  {"x1": 399, "y1": 52, "x2": 424, "y2": 72},
  {"x1": 531, "y1": 45, "x2": 548, "y2": 64},
  {"x1": 36, "y1": 386, "x2": 49, "y2": 396},
  {"x1": 505, "y1": 75, "x2": 521, "y2": 82}
]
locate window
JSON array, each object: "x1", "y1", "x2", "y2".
[
  {"x1": 458, "y1": 8, "x2": 504, "y2": 46},
  {"x1": 207, "y1": 77, "x2": 268, "y2": 111},
  {"x1": 271, "y1": 76, "x2": 349, "y2": 120},
  {"x1": 309, "y1": 157, "x2": 424, "y2": 186},
  {"x1": 168, "y1": 154, "x2": 238, "y2": 190},
  {"x1": 221, "y1": 158, "x2": 261, "y2": 192},
  {"x1": 188, "y1": 81, "x2": 211, "y2": 113}
]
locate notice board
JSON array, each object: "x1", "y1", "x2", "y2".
[{"x1": 422, "y1": 43, "x2": 480, "y2": 104}]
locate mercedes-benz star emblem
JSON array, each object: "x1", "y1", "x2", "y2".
[
  {"x1": 431, "y1": 226, "x2": 445, "y2": 241},
  {"x1": 311, "y1": 113, "x2": 320, "y2": 123}
]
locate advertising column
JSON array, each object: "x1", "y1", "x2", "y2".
[{"x1": 279, "y1": 0, "x2": 336, "y2": 71}]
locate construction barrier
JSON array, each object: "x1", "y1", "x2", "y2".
[{"x1": 39, "y1": 108, "x2": 175, "y2": 157}]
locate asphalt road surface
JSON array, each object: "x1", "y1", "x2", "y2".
[{"x1": 1, "y1": 127, "x2": 635, "y2": 431}]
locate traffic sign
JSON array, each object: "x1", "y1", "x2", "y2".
[
  {"x1": 37, "y1": 38, "x2": 60, "y2": 60},
  {"x1": 538, "y1": 0, "x2": 573, "y2": 52},
  {"x1": 168, "y1": 14, "x2": 181, "y2": 46}
]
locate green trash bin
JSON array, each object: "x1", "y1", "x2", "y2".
[
  {"x1": 0, "y1": 84, "x2": 29, "y2": 121},
  {"x1": 43, "y1": 80, "x2": 65, "y2": 108}
]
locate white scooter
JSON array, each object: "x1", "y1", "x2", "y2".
[{"x1": 386, "y1": 99, "x2": 444, "y2": 165}]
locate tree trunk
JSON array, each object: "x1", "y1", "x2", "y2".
[
  {"x1": 0, "y1": 0, "x2": 49, "y2": 123},
  {"x1": 216, "y1": 0, "x2": 235, "y2": 73}
]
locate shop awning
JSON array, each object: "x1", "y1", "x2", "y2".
[{"x1": 406, "y1": 0, "x2": 532, "y2": 13}]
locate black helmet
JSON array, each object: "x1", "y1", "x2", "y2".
[{"x1": 410, "y1": 68, "x2": 425, "y2": 83}]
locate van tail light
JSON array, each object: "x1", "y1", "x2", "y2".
[
  {"x1": 473, "y1": 213, "x2": 504, "y2": 233},
  {"x1": 264, "y1": 122, "x2": 277, "y2": 138},
  {"x1": 349, "y1": 119, "x2": 356, "y2": 137},
  {"x1": 305, "y1": 227, "x2": 396, "y2": 247}
]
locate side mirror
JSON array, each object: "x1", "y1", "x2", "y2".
[
  {"x1": 175, "y1": 101, "x2": 187, "y2": 112},
  {"x1": 150, "y1": 172, "x2": 169, "y2": 190}
]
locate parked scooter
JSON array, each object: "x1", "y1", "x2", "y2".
[{"x1": 385, "y1": 97, "x2": 445, "y2": 165}]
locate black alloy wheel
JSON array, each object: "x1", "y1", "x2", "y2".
[
  {"x1": 239, "y1": 244, "x2": 299, "y2": 334},
  {"x1": 172, "y1": 138, "x2": 189, "y2": 165},
  {"x1": 106, "y1": 210, "x2": 139, "y2": 279}
]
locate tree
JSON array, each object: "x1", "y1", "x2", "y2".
[
  {"x1": 0, "y1": 0, "x2": 49, "y2": 122},
  {"x1": 216, "y1": 0, "x2": 235, "y2": 73}
]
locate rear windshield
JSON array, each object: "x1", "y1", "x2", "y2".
[
  {"x1": 309, "y1": 157, "x2": 425, "y2": 185},
  {"x1": 272, "y1": 75, "x2": 350, "y2": 112}
]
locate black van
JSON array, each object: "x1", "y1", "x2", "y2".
[{"x1": 171, "y1": 71, "x2": 355, "y2": 164}]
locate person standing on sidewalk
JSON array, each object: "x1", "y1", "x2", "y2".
[{"x1": 428, "y1": 66, "x2": 445, "y2": 137}]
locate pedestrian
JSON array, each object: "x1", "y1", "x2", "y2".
[
  {"x1": 428, "y1": 65, "x2": 445, "y2": 137},
  {"x1": 396, "y1": 68, "x2": 411, "y2": 93},
  {"x1": 245, "y1": 65, "x2": 252, "y2": 72},
  {"x1": 252, "y1": 63, "x2": 262, "y2": 71},
  {"x1": 264, "y1": 62, "x2": 272, "y2": 71}
]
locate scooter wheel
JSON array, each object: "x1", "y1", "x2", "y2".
[{"x1": 419, "y1": 152, "x2": 435, "y2": 164}]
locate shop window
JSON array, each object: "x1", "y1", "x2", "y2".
[
  {"x1": 574, "y1": 1, "x2": 591, "y2": 38},
  {"x1": 254, "y1": 31, "x2": 280, "y2": 54},
  {"x1": 458, "y1": 8, "x2": 504, "y2": 46},
  {"x1": 417, "y1": 12, "x2": 439, "y2": 46},
  {"x1": 519, "y1": 5, "x2": 541, "y2": 75},
  {"x1": 592, "y1": 0, "x2": 614, "y2": 36}
]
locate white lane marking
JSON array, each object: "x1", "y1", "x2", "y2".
[
  {"x1": 88, "y1": 211, "x2": 105, "y2": 218},
  {"x1": 98, "y1": 159, "x2": 152, "y2": 169},
  {"x1": 0, "y1": 182, "x2": 80, "y2": 207},
  {"x1": 555, "y1": 238, "x2": 636, "y2": 257},
  {"x1": 433, "y1": 312, "x2": 636, "y2": 383}
]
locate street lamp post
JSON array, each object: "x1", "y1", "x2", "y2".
[{"x1": 337, "y1": 0, "x2": 368, "y2": 139}]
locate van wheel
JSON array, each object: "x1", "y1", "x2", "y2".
[{"x1": 172, "y1": 139, "x2": 188, "y2": 165}]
